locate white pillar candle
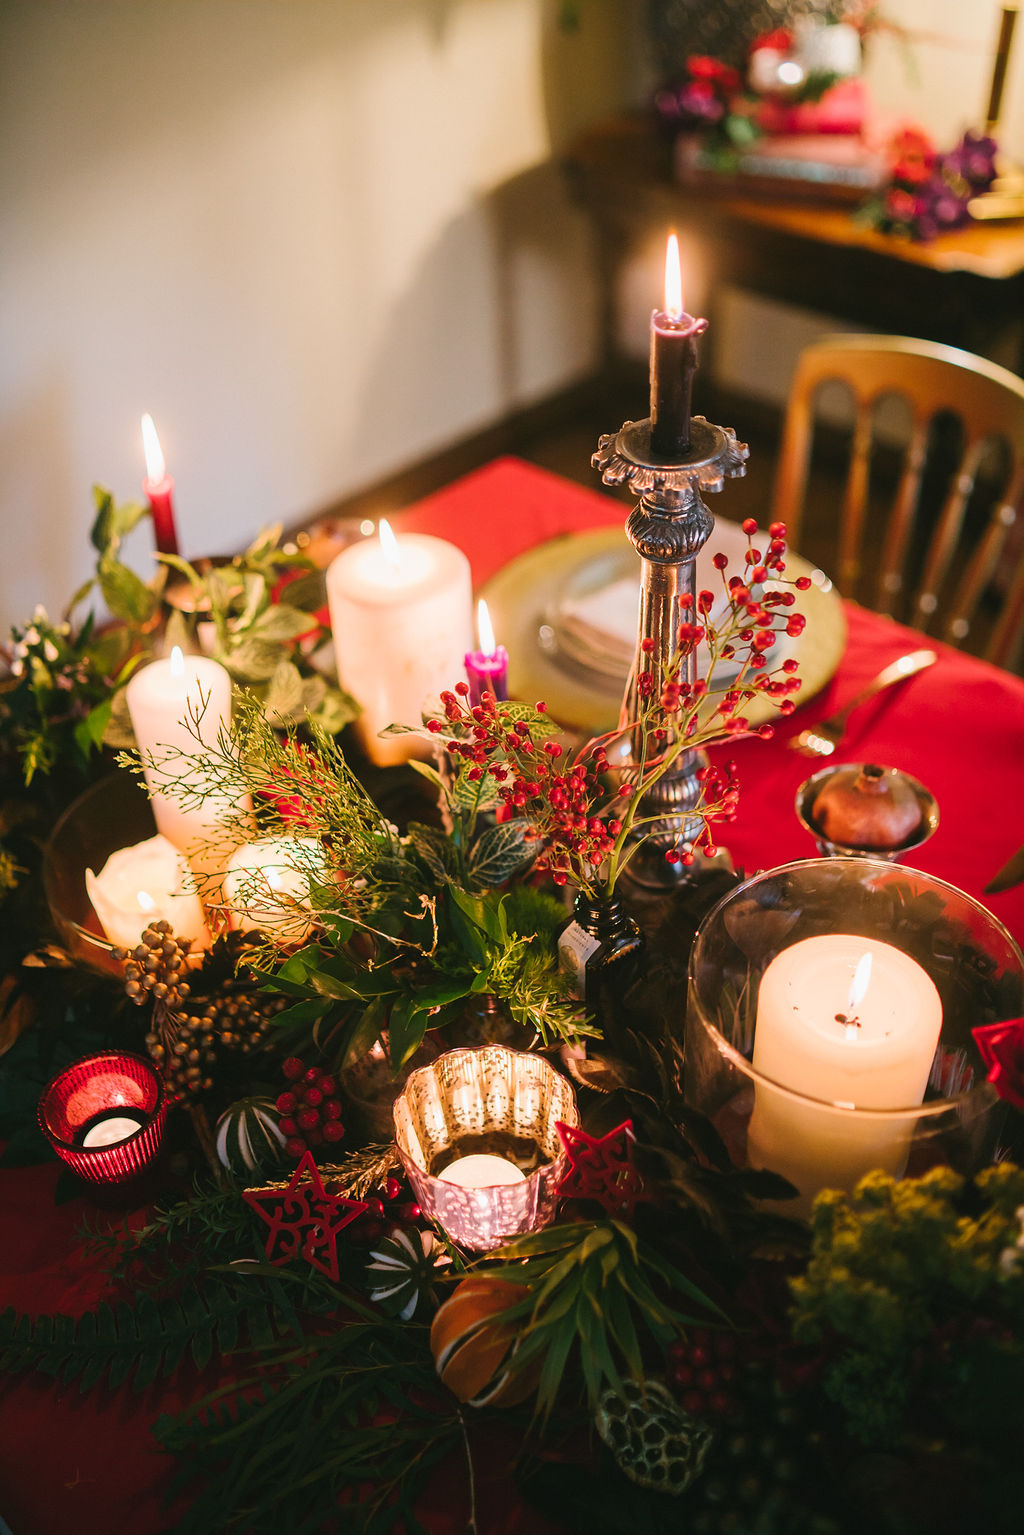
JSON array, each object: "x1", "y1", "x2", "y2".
[
  {"x1": 439, "y1": 1153, "x2": 527, "y2": 1189},
  {"x1": 326, "y1": 521, "x2": 473, "y2": 766},
  {"x1": 222, "y1": 836, "x2": 326, "y2": 944},
  {"x1": 746, "y1": 934, "x2": 942, "y2": 1212},
  {"x1": 86, "y1": 833, "x2": 211, "y2": 950},
  {"x1": 125, "y1": 646, "x2": 243, "y2": 856}
]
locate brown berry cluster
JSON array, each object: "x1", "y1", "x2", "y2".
[
  {"x1": 113, "y1": 921, "x2": 193, "y2": 1009},
  {"x1": 277, "y1": 1056, "x2": 345, "y2": 1158},
  {"x1": 145, "y1": 992, "x2": 287, "y2": 1098}
]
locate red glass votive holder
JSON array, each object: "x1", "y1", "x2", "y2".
[{"x1": 38, "y1": 1050, "x2": 168, "y2": 1184}]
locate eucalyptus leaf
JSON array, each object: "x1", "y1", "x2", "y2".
[{"x1": 97, "y1": 557, "x2": 160, "y2": 625}]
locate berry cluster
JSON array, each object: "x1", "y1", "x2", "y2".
[
  {"x1": 668, "y1": 1327, "x2": 740, "y2": 1420},
  {"x1": 114, "y1": 921, "x2": 193, "y2": 1009},
  {"x1": 145, "y1": 991, "x2": 287, "y2": 1098},
  {"x1": 349, "y1": 1176, "x2": 422, "y2": 1245},
  {"x1": 277, "y1": 1057, "x2": 345, "y2": 1159},
  {"x1": 426, "y1": 521, "x2": 805, "y2": 889}
]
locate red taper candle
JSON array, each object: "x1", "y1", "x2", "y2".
[{"x1": 141, "y1": 413, "x2": 180, "y2": 556}]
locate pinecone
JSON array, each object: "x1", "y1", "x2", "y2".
[{"x1": 113, "y1": 921, "x2": 193, "y2": 1009}]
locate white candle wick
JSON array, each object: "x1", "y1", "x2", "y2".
[
  {"x1": 664, "y1": 232, "x2": 683, "y2": 320},
  {"x1": 378, "y1": 518, "x2": 401, "y2": 573},
  {"x1": 141, "y1": 412, "x2": 166, "y2": 482},
  {"x1": 477, "y1": 598, "x2": 497, "y2": 658}
]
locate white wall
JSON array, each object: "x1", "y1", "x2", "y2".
[{"x1": 0, "y1": 0, "x2": 635, "y2": 634}]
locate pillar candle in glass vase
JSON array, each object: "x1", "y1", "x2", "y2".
[
  {"x1": 746, "y1": 934, "x2": 943, "y2": 1208},
  {"x1": 222, "y1": 836, "x2": 326, "y2": 945},
  {"x1": 326, "y1": 520, "x2": 473, "y2": 766},
  {"x1": 86, "y1": 832, "x2": 211, "y2": 950},
  {"x1": 125, "y1": 646, "x2": 244, "y2": 860}
]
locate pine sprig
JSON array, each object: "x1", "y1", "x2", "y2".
[{"x1": 0, "y1": 1273, "x2": 306, "y2": 1394}]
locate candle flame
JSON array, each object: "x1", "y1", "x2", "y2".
[
  {"x1": 849, "y1": 953, "x2": 872, "y2": 1011},
  {"x1": 141, "y1": 413, "x2": 166, "y2": 482},
  {"x1": 477, "y1": 598, "x2": 496, "y2": 658},
  {"x1": 169, "y1": 645, "x2": 185, "y2": 677},
  {"x1": 664, "y1": 233, "x2": 683, "y2": 320},
  {"x1": 378, "y1": 517, "x2": 401, "y2": 571},
  {"x1": 137, "y1": 890, "x2": 156, "y2": 912}
]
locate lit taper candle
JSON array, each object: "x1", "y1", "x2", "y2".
[
  {"x1": 464, "y1": 598, "x2": 509, "y2": 705},
  {"x1": 649, "y1": 234, "x2": 708, "y2": 460},
  {"x1": 141, "y1": 413, "x2": 179, "y2": 557}
]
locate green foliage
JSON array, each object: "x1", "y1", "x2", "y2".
[
  {"x1": 0, "y1": 1273, "x2": 306, "y2": 1394},
  {"x1": 474, "y1": 1220, "x2": 723, "y2": 1420},
  {"x1": 789, "y1": 1165, "x2": 1024, "y2": 1445},
  {"x1": 154, "y1": 1308, "x2": 462, "y2": 1535}
]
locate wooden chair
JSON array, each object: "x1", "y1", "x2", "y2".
[{"x1": 772, "y1": 334, "x2": 1024, "y2": 669}]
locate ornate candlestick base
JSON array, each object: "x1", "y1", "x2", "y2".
[{"x1": 593, "y1": 416, "x2": 748, "y2": 889}]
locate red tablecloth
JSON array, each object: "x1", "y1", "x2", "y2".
[{"x1": 3, "y1": 455, "x2": 1023, "y2": 1535}]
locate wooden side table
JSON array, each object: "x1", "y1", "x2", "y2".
[{"x1": 564, "y1": 117, "x2": 1024, "y2": 377}]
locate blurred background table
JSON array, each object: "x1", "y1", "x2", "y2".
[{"x1": 564, "y1": 117, "x2": 1024, "y2": 379}]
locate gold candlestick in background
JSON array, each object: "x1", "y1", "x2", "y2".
[{"x1": 970, "y1": 5, "x2": 1024, "y2": 219}]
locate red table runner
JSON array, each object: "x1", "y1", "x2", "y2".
[{"x1": 2, "y1": 455, "x2": 1023, "y2": 1535}]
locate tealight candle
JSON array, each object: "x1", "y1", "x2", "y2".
[
  {"x1": 438, "y1": 1153, "x2": 527, "y2": 1189},
  {"x1": 80, "y1": 1111, "x2": 148, "y2": 1148},
  {"x1": 464, "y1": 598, "x2": 509, "y2": 705},
  {"x1": 125, "y1": 646, "x2": 243, "y2": 858},
  {"x1": 86, "y1": 833, "x2": 210, "y2": 950},
  {"x1": 222, "y1": 836, "x2": 326, "y2": 944},
  {"x1": 141, "y1": 413, "x2": 179, "y2": 557},
  {"x1": 326, "y1": 520, "x2": 473, "y2": 766},
  {"x1": 747, "y1": 934, "x2": 943, "y2": 1207}
]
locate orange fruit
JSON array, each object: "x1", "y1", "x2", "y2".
[{"x1": 430, "y1": 1276, "x2": 538, "y2": 1409}]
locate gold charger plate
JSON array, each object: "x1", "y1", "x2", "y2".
[{"x1": 479, "y1": 521, "x2": 846, "y2": 734}]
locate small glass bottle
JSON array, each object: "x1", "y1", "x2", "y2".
[{"x1": 558, "y1": 892, "x2": 645, "y2": 1008}]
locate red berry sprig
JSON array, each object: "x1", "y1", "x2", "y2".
[
  {"x1": 277, "y1": 1057, "x2": 345, "y2": 1159},
  {"x1": 668, "y1": 1328, "x2": 740, "y2": 1421}
]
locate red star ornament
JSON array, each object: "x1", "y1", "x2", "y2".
[
  {"x1": 243, "y1": 1151, "x2": 369, "y2": 1282},
  {"x1": 555, "y1": 1119, "x2": 644, "y2": 1222}
]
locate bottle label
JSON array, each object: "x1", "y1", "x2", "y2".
[{"x1": 558, "y1": 921, "x2": 603, "y2": 1001}]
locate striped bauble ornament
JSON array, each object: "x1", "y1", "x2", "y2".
[{"x1": 215, "y1": 1096, "x2": 289, "y2": 1176}]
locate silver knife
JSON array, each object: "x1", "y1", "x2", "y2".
[{"x1": 985, "y1": 845, "x2": 1024, "y2": 895}]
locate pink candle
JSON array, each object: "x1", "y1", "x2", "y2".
[
  {"x1": 649, "y1": 233, "x2": 708, "y2": 460},
  {"x1": 141, "y1": 413, "x2": 180, "y2": 556},
  {"x1": 464, "y1": 598, "x2": 508, "y2": 705}
]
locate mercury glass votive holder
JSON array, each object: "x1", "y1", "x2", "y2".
[
  {"x1": 392, "y1": 1046, "x2": 579, "y2": 1251},
  {"x1": 38, "y1": 1050, "x2": 168, "y2": 1184},
  {"x1": 685, "y1": 859, "x2": 1023, "y2": 1218}
]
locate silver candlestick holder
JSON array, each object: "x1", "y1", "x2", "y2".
[{"x1": 592, "y1": 415, "x2": 748, "y2": 889}]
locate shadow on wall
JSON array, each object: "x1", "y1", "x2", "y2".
[
  {"x1": 0, "y1": 372, "x2": 76, "y2": 632},
  {"x1": 351, "y1": 160, "x2": 596, "y2": 477}
]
